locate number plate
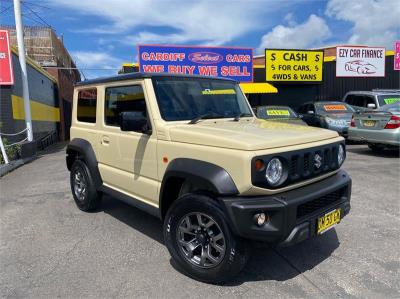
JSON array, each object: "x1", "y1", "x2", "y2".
[
  {"x1": 363, "y1": 120, "x2": 376, "y2": 127},
  {"x1": 317, "y1": 209, "x2": 341, "y2": 235}
]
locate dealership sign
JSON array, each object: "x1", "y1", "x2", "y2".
[
  {"x1": 394, "y1": 41, "x2": 400, "y2": 71},
  {"x1": 138, "y1": 45, "x2": 253, "y2": 82},
  {"x1": 0, "y1": 30, "x2": 14, "y2": 85},
  {"x1": 336, "y1": 46, "x2": 385, "y2": 77},
  {"x1": 265, "y1": 49, "x2": 324, "y2": 83}
]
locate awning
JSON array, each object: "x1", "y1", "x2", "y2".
[{"x1": 239, "y1": 82, "x2": 278, "y2": 94}]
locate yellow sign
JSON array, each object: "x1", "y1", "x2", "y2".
[
  {"x1": 265, "y1": 49, "x2": 323, "y2": 82},
  {"x1": 266, "y1": 109, "x2": 290, "y2": 116}
]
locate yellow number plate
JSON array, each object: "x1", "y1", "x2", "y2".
[
  {"x1": 363, "y1": 120, "x2": 375, "y2": 127},
  {"x1": 317, "y1": 209, "x2": 341, "y2": 234}
]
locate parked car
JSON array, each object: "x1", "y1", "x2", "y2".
[
  {"x1": 255, "y1": 105, "x2": 307, "y2": 126},
  {"x1": 66, "y1": 73, "x2": 351, "y2": 283},
  {"x1": 343, "y1": 90, "x2": 400, "y2": 111},
  {"x1": 297, "y1": 101, "x2": 355, "y2": 137},
  {"x1": 348, "y1": 102, "x2": 400, "y2": 152}
]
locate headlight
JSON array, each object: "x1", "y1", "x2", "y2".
[
  {"x1": 338, "y1": 144, "x2": 345, "y2": 166},
  {"x1": 265, "y1": 158, "x2": 283, "y2": 186}
]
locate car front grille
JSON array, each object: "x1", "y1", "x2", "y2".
[
  {"x1": 297, "y1": 186, "x2": 347, "y2": 219},
  {"x1": 252, "y1": 142, "x2": 343, "y2": 189}
]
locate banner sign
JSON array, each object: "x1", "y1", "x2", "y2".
[
  {"x1": 265, "y1": 49, "x2": 323, "y2": 83},
  {"x1": 336, "y1": 46, "x2": 385, "y2": 77},
  {"x1": 138, "y1": 45, "x2": 253, "y2": 82},
  {"x1": 0, "y1": 30, "x2": 14, "y2": 85},
  {"x1": 394, "y1": 41, "x2": 400, "y2": 71}
]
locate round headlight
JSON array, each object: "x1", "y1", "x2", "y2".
[
  {"x1": 265, "y1": 158, "x2": 283, "y2": 186},
  {"x1": 338, "y1": 144, "x2": 345, "y2": 165}
]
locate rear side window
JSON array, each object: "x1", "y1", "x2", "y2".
[
  {"x1": 105, "y1": 85, "x2": 147, "y2": 126},
  {"x1": 77, "y1": 89, "x2": 97, "y2": 123}
]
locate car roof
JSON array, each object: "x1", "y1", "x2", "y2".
[
  {"x1": 75, "y1": 72, "x2": 237, "y2": 87},
  {"x1": 344, "y1": 90, "x2": 400, "y2": 96}
]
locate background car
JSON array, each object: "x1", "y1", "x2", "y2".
[
  {"x1": 297, "y1": 101, "x2": 355, "y2": 137},
  {"x1": 255, "y1": 105, "x2": 307, "y2": 126},
  {"x1": 342, "y1": 90, "x2": 400, "y2": 111},
  {"x1": 348, "y1": 102, "x2": 400, "y2": 152}
]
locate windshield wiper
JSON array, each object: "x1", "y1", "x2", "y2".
[
  {"x1": 188, "y1": 113, "x2": 224, "y2": 124},
  {"x1": 233, "y1": 112, "x2": 253, "y2": 121}
]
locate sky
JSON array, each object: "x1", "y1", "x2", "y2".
[{"x1": 1, "y1": 0, "x2": 399, "y2": 78}]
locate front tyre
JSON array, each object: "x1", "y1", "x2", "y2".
[
  {"x1": 70, "y1": 159, "x2": 102, "y2": 211},
  {"x1": 164, "y1": 193, "x2": 248, "y2": 283}
]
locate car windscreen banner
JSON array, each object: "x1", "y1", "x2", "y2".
[
  {"x1": 264, "y1": 49, "x2": 323, "y2": 83},
  {"x1": 336, "y1": 46, "x2": 385, "y2": 77},
  {"x1": 324, "y1": 104, "x2": 348, "y2": 111},
  {"x1": 0, "y1": 30, "x2": 14, "y2": 85},
  {"x1": 138, "y1": 45, "x2": 253, "y2": 82}
]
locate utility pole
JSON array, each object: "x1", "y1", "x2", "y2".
[{"x1": 13, "y1": 0, "x2": 33, "y2": 142}]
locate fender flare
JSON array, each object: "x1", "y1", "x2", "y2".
[
  {"x1": 159, "y1": 158, "x2": 239, "y2": 214},
  {"x1": 66, "y1": 138, "x2": 103, "y2": 189}
]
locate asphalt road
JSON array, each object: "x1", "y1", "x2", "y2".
[{"x1": 1, "y1": 144, "x2": 399, "y2": 298}]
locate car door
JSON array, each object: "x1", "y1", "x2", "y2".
[{"x1": 97, "y1": 82, "x2": 159, "y2": 207}]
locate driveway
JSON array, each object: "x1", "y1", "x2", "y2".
[{"x1": 1, "y1": 144, "x2": 399, "y2": 298}]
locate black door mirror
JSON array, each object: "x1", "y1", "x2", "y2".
[{"x1": 119, "y1": 111, "x2": 151, "y2": 134}]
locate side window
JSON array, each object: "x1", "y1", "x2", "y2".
[
  {"x1": 344, "y1": 95, "x2": 354, "y2": 105},
  {"x1": 105, "y1": 85, "x2": 147, "y2": 127},
  {"x1": 77, "y1": 88, "x2": 97, "y2": 123}
]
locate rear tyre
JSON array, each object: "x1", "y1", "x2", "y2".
[
  {"x1": 164, "y1": 193, "x2": 249, "y2": 284},
  {"x1": 368, "y1": 143, "x2": 385, "y2": 153},
  {"x1": 70, "y1": 159, "x2": 102, "y2": 211}
]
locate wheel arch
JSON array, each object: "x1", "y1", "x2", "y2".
[
  {"x1": 159, "y1": 158, "x2": 239, "y2": 219},
  {"x1": 66, "y1": 138, "x2": 103, "y2": 189}
]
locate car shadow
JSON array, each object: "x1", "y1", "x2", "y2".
[
  {"x1": 347, "y1": 146, "x2": 399, "y2": 158},
  {"x1": 99, "y1": 195, "x2": 339, "y2": 285}
]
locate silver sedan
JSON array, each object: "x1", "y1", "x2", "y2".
[{"x1": 348, "y1": 102, "x2": 400, "y2": 152}]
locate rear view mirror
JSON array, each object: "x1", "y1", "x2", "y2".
[
  {"x1": 119, "y1": 111, "x2": 151, "y2": 134},
  {"x1": 367, "y1": 103, "x2": 376, "y2": 109}
]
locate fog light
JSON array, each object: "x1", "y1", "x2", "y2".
[{"x1": 254, "y1": 213, "x2": 267, "y2": 226}]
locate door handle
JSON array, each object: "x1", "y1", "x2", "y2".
[{"x1": 101, "y1": 136, "x2": 110, "y2": 145}]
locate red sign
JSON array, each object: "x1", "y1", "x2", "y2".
[
  {"x1": 395, "y1": 41, "x2": 400, "y2": 71},
  {"x1": 0, "y1": 30, "x2": 14, "y2": 85}
]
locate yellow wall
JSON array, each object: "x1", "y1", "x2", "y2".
[{"x1": 12, "y1": 95, "x2": 60, "y2": 122}]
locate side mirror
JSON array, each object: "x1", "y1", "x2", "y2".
[
  {"x1": 119, "y1": 111, "x2": 151, "y2": 134},
  {"x1": 367, "y1": 103, "x2": 376, "y2": 109},
  {"x1": 307, "y1": 110, "x2": 315, "y2": 114}
]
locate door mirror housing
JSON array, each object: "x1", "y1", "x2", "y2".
[
  {"x1": 367, "y1": 103, "x2": 376, "y2": 109},
  {"x1": 119, "y1": 111, "x2": 152, "y2": 134}
]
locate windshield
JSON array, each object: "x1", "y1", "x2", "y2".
[
  {"x1": 257, "y1": 106, "x2": 298, "y2": 119},
  {"x1": 315, "y1": 103, "x2": 355, "y2": 115},
  {"x1": 152, "y1": 77, "x2": 252, "y2": 121},
  {"x1": 379, "y1": 102, "x2": 400, "y2": 112},
  {"x1": 377, "y1": 95, "x2": 400, "y2": 106}
]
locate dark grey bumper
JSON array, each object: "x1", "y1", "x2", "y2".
[{"x1": 219, "y1": 170, "x2": 351, "y2": 246}]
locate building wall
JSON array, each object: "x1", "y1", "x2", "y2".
[
  {"x1": 0, "y1": 51, "x2": 59, "y2": 143},
  {"x1": 249, "y1": 54, "x2": 399, "y2": 110}
]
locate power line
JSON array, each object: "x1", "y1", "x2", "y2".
[{"x1": 21, "y1": 2, "x2": 51, "y2": 27}]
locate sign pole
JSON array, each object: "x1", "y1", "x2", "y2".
[{"x1": 13, "y1": 0, "x2": 33, "y2": 142}]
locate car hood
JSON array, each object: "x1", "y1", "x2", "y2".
[{"x1": 168, "y1": 118, "x2": 338, "y2": 151}]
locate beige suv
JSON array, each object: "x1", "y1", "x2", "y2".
[{"x1": 66, "y1": 73, "x2": 351, "y2": 283}]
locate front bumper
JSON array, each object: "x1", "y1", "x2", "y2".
[{"x1": 219, "y1": 170, "x2": 351, "y2": 247}]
